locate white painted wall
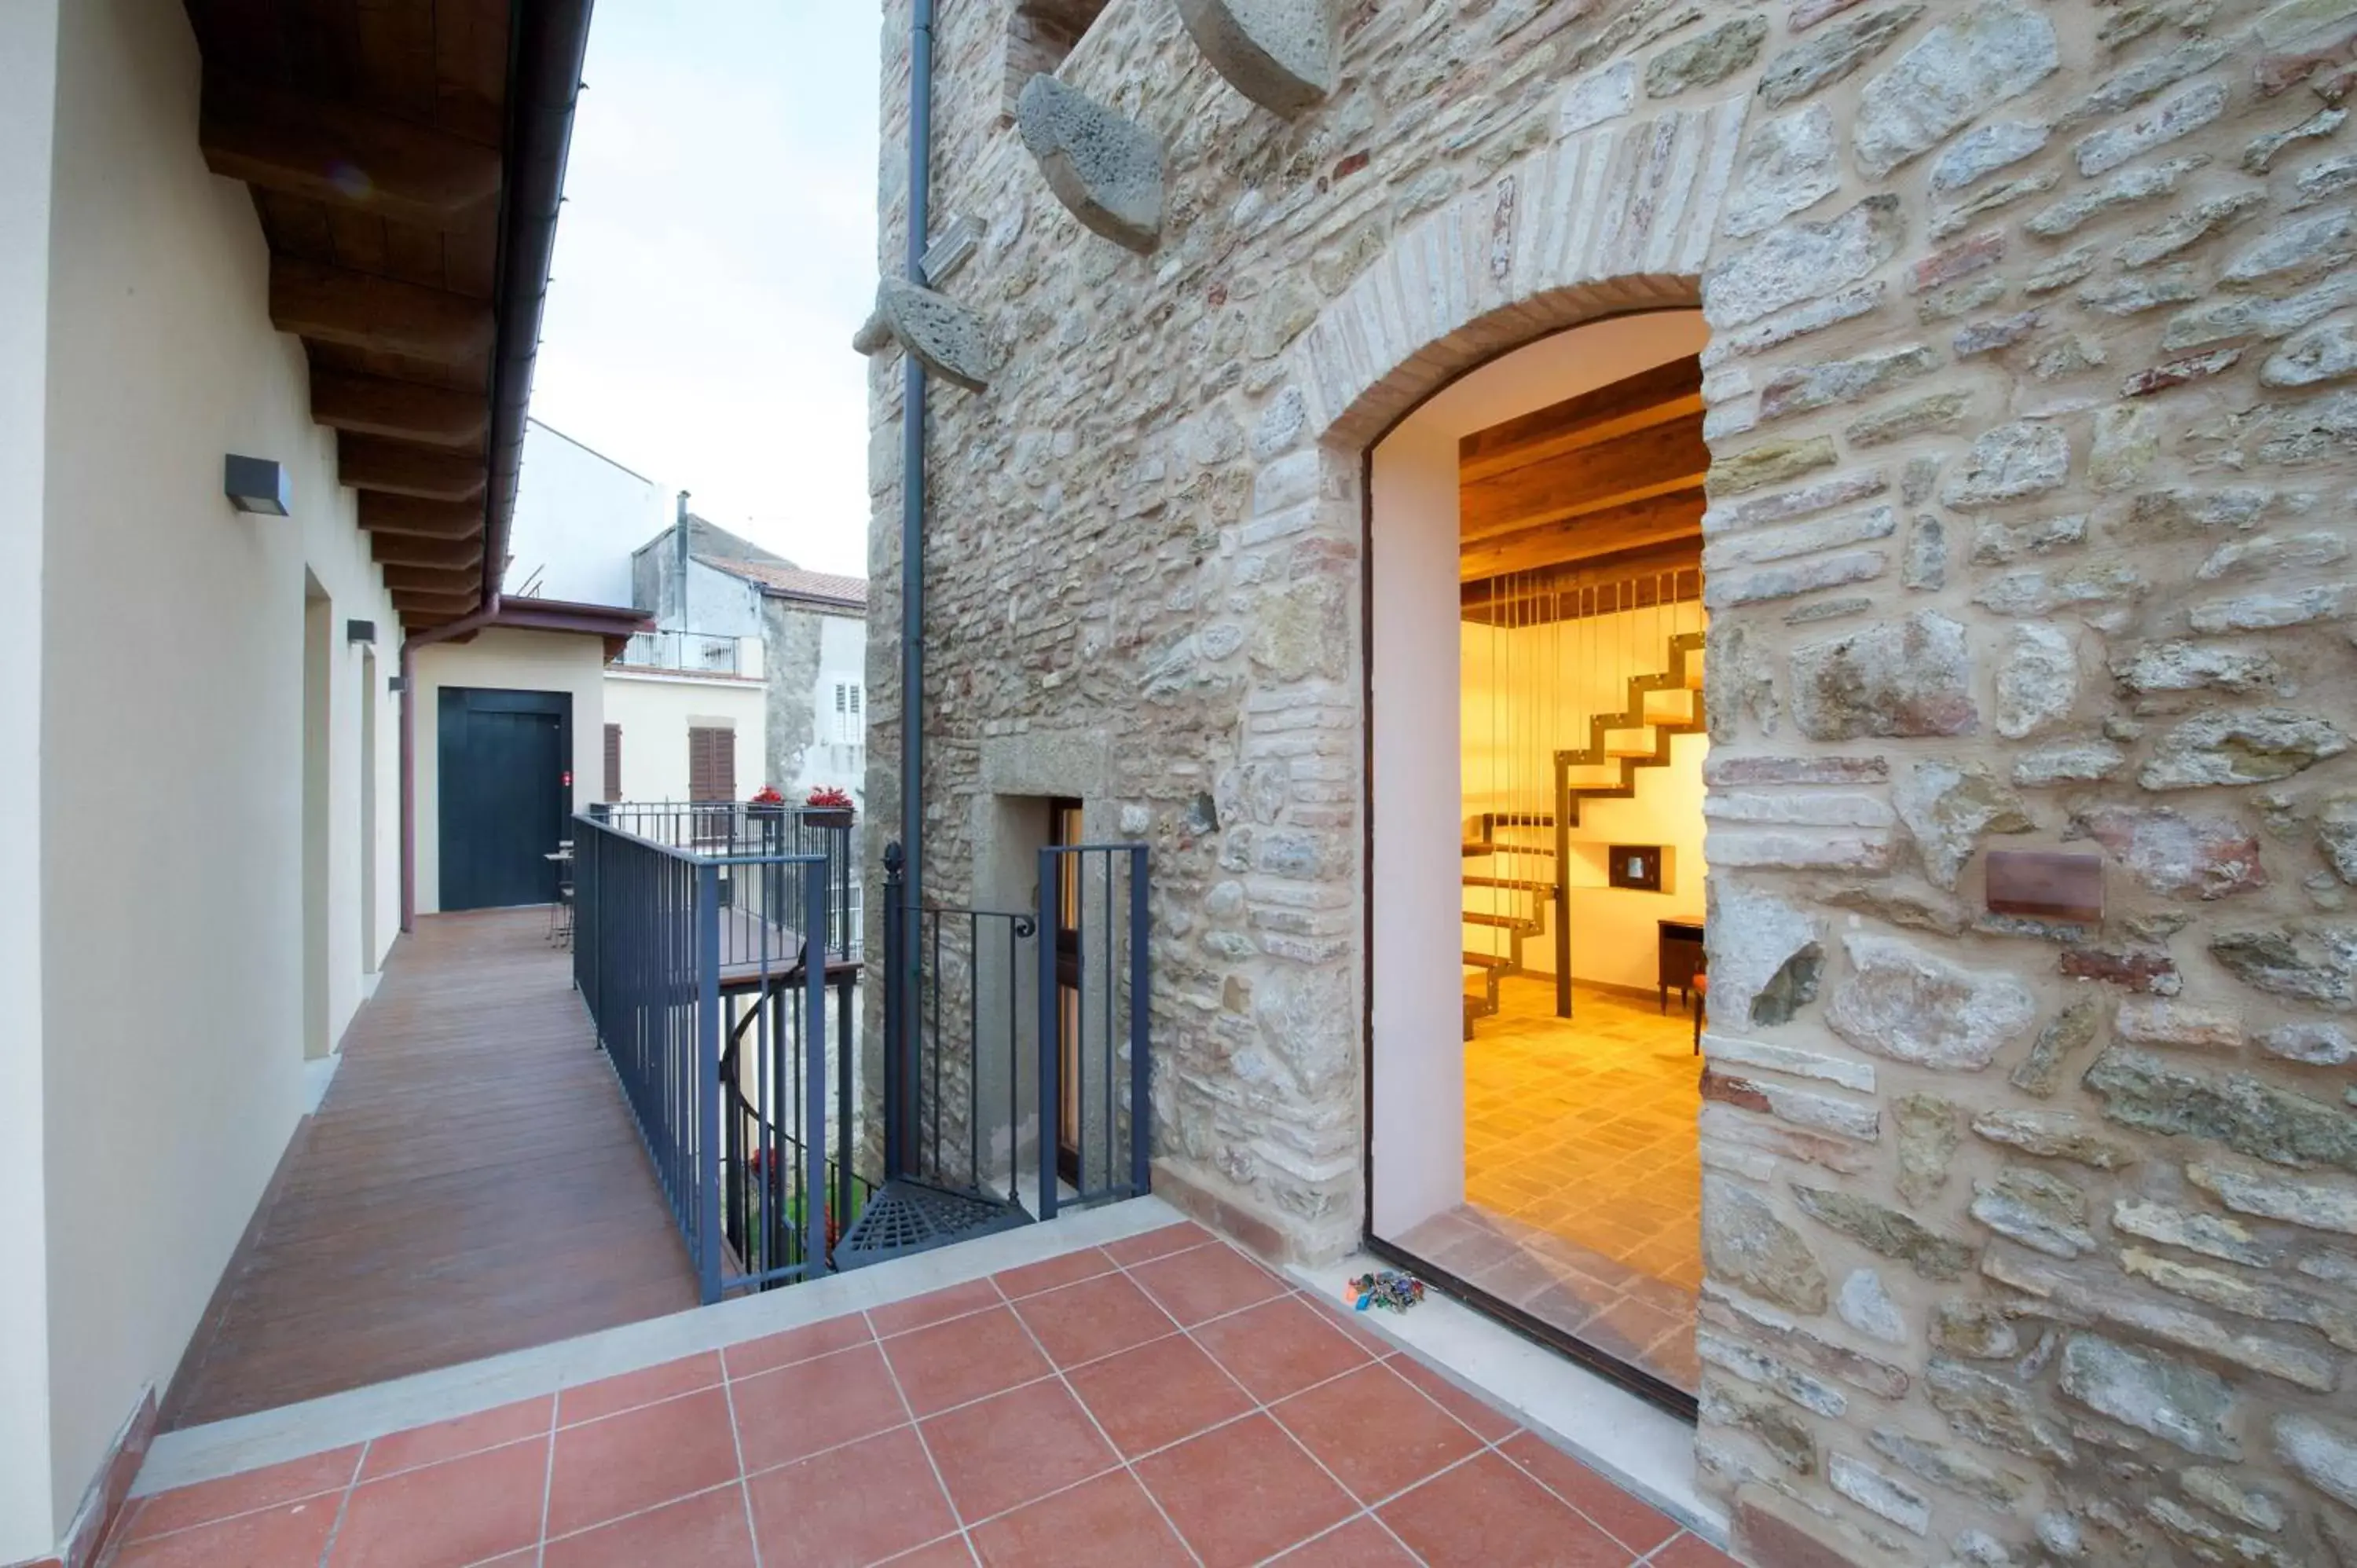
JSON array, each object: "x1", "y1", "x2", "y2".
[
  {"x1": 503, "y1": 419, "x2": 673, "y2": 609},
  {"x1": 1369, "y1": 418, "x2": 1466, "y2": 1240},
  {"x1": 29, "y1": 0, "x2": 402, "y2": 1545},
  {"x1": 1367, "y1": 310, "x2": 1706, "y2": 1244},
  {"x1": 413, "y1": 629, "x2": 610, "y2": 914},
  {"x1": 603, "y1": 669, "x2": 769, "y2": 804},
  {"x1": 0, "y1": 0, "x2": 60, "y2": 1554}
]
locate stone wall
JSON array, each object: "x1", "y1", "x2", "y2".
[{"x1": 868, "y1": 2, "x2": 2357, "y2": 1563}]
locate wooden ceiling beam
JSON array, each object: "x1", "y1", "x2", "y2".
[
  {"x1": 382, "y1": 562, "x2": 480, "y2": 593},
  {"x1": 357, "y1": 492, "x2": 485, "y2": 538},
  {"x1": 1459, "y1": 411, "x2": 1708, "y2": 544},
  {"x1": 371, "y1": 529, "x2": 481, "y2": 567},
  {"x1": 270, "y1": 258, "x2": 494, "y2": 363},
  {"x1": 1459, "y1": 356, "x2": 1706, "y2": 484},
  {"x1": 201, "y1": 77, "x2": 501, "y2": 230},
  {"x1": 339, "y1": 434, "x2": 486, "y2": 502},
  {"x1": 390, "y1": 585, "x2": 480, "y2": 614},
  {"x1": 311, "y1": 370, "x2": 488, "y2": 448},
  {"x1": 1458, "y1": 486, "x2": 1706, "y2": 581}
]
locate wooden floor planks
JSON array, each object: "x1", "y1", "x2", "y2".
[{"x1": 163, "y1": 909, "x2": 701, "y2": 1431}]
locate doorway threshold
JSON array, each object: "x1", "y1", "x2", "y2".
[{"x1": 1287, "y1": 1249, "x2": 1726, "y2": 1550}]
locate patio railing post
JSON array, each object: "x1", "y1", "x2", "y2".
[
  {"x1": 1128, "y1": 845, "x2": 1150, "y2": 1199},
  {"x1": 882, "y1": 842, "x2": 904, "y2": 1183},
  {"x1": 696, "y1": 859, "x2": 723, "y2": 1305},
  {"x1": 1036, "y1": 846, "x2": 1060, "y2": 1222},
  {"x1": 802, "y1": 855, "x2": 829, "y2": 1272}
]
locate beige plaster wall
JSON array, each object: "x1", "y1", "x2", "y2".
[
  {"x1": 603, "y1": 667, "x2": 770, "y2": 804},
  {"x1": 33, "y1": 0, "x2": 403, "y2": 1542}
]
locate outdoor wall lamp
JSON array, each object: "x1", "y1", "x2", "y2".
[
  {"x1": 388, "y1": 676, "x2": 407, "y2": 694},
  {"x1": 348, "y1": 620, "x2": 377, "y2": 646},
  {"x1": 223, "y1": 454, "x2": 290, "y2": 516}
]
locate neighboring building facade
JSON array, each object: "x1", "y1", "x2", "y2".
[
  {"x1": 504, "y1": 419, "x2": 675, "y2": 607},
  {"x1": 868, "y1": 4, "x2": 2357, "y2": 1566}
]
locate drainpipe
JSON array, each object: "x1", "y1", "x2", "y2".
[
  {"x1": 673, "y1": 489, "x2": 691, "y2": 630},
  {"x1": 899, "y1": 0, "x2": 935, "y2": 1001},
  {"x1": 398, "y1": 594, "x2": 500, "y2": 932}
]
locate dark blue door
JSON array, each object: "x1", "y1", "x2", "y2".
[{"x1": 438, "y1": 687, "x2": 570, "y2": 910}]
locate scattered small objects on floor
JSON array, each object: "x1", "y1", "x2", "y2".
[{"x1": 1347, "y1": 1269, "x2": 1427, "y2": 1313}]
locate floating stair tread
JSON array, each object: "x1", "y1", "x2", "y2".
[
  {"x1": 1462, "y1": 875, "x2": 1556, "y2": 892},
  {"x1": 1607, "y1": 746, "x2": 1659, "y2": 759},
  {"x1": 1463, "y1": 911, "x2": 1538, "y2": 930},
  {"x1": 1462, "y1": 951, "x2": 1516, "y2": 970}
]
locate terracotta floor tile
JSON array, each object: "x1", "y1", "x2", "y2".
[
  {"x1": 1497, "y1": 1432, "x2": 1681, "y2": 1555},
  {"x1": 361, "y1": 1398, "x2": 552, "y2": 1479},
  {"x1": 1132, "y1": 1414, "x2": 1355, "y2": 1568},
  {"x1": 1064, "y1": 1333, "x2": 1254, "y2": 1459},
  {"x1": 1649, "y1": 1532, "x2": 1743, "y2": 1566},
  {"x1": 881, "y1": 1306, "x2": 1054, "y2": 1417},
  {"x1": 1010, "y1": 1271, "x2": 1175, "y2": 1368},
  {"x1": 732, "y1": 1343, "x2": 911, "y2": 1473},
  {"x1": 878, "y1": 1537, "x2": 977, "y2": 1566},
  {"x1": 109, "y1": 1497, "x2": 339, "y2": 1568},
  {"x1": 1378, "y1": 1451, "x2": 1631, "y2": 1568},
  {"x1": 544, "y1": 1384, "x2": 741, "y2": 1537},
  {"x1": 745, "y1": 1427, "x2": 958, "y2": 1568},
  {"x1": 724, "y1": 1313, "x2": 875, "y2": 1379},
  {"x1": 992, "y1": 1247, "x2": 1115, "y2": 1300},
  {"x1": 1265, "y1": 1515, "x2": 1420, "y2": 1566},
  {"x1": 328, "y1": 1437, "x2": 548, "y2": 1568},
  {"x1": 1386, "y1": 1356, "x2": 1520, "y2": 1443},
  {"x1": 1191, "y1": 1296, "x2": 1372, "y2": 1404},
  {"x1": 1124, "y1": 1243, "x2": 1285, "y2": 1326},
  {"x1": 918, "y1": 1379, "x2": 1117, "y2": 1523},
  {"x1": 967, "y1": 1470, "x2": 1192, "y2": 1567},
  {"x1": 123, "y1": 1446, "x2": 361, "y2": 1541},
  {"x1": 1272, "y1": 1363, "x2": 1485, "y2": 1505},
  {"x1": 869, "y1": 1279, "x2": 1002, "y2": 1339},
  {"x1": 559, "y1": 1352, "x2": 723, "y2": 1425},
  {"x1": 1102, "y1": 1222, "x2": 1212, "y2": 1267},
  {"x1": 543, "y1": 1484, "x2": 757, "y2": 1568}
]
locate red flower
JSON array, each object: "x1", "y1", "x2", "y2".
[
  {"x1": 805, "y1": 786, "x2": 854, "y2": 811},
  {"x1": 749, "y1": 785, "x2": 786, "y2": 804}
]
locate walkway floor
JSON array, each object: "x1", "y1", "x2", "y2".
[
  {"x1": 115, "y1": 1221, "x2": 1732, "y2": 1567},
  {"x1": 164, "y1": 909, "x2": 701, "y2": 1430}
]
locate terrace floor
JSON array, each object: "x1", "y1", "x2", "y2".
[
  {"x1": 118, "y1": 1218, "x2": 1731, "y2": 1567},
  {"x1": 163, "y1": 908, "x2": 701, "y2": 1430}
]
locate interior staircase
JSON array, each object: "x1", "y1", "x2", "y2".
[{"x1": 1461, "y1": 631, "x2": 1705, "y2": 1035}]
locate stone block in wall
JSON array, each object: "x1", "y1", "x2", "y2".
[
  {"x1": 1173, "y1": 0, "x2": 1334, "y2": 119},
  {"x1": 852, "y1": 277, "x2": 996, "y2": 393},
  {"x1": 1015, "y1": 75, "x2": 1164, "y2": 254}
]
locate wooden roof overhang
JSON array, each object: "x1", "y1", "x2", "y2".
[
  {"x1": 427, "y1": 596, "x2": 653, "y2": 663},
  {"x1": 184, "y1": 0, "x2": 592, "y2": 632}
]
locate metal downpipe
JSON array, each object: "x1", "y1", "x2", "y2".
[{"x1": 897, "y1": 0, "x2": 936, "y2": 1107}]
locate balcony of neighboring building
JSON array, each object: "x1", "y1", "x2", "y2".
[{"x1": 611, "y1": 628, "x2": 766, "y2": 683}]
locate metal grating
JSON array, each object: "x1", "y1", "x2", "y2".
[{"x1": 834, "y1": 1178, "x2": 1032, "y2": 1270}]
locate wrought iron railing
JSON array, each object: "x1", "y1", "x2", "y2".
[
  {"x1": 877, "y1": 841, "x2": 1151, "y2": 1224},
  {"x1": 572, "y1": 805, "x2": 863, "y2": 1300},
  {"x1": 597, "y1": 800, "x2": 860, "y2": 959}
]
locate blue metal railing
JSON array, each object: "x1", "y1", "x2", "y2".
[{"x1": 573, "y1": 804, "x2": 864, "y2": 1301}]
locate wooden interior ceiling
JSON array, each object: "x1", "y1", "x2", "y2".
[
  {"x1": 184, "y1": 0, "x2": 515, "y2": 628},
  {"x1": 1458, "y1": 354, "x2": 1707, "y2": 588}
]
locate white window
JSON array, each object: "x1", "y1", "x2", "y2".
[{"x1": 832, "y1": 682, "x2": 865, "y2": 745}]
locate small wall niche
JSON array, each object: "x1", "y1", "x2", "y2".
[{"x1": 1607, "y1": 844, "x2": 1670, "y2": 894}]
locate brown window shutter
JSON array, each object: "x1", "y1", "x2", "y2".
[
  {"x1": 603, "y1": 724, "x2": 622, "y2": 803},
  {"x1": 714, "y1": 726, "x2": 735, "y2": 800},
  {"x1": 687, "y1": 725, "x2": 735, "y2": 802},
  {"x1": 687, "y1": 727, "x2": 712, "y2": 800}
]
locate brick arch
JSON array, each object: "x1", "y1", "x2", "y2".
[{"x1": 1285, "y1": 95, "x2": 1745, "y2": 452}]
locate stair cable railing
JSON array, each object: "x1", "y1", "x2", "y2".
[{"x1": 1461, "y1": 566, "x2": 1704, "y2": 1028}]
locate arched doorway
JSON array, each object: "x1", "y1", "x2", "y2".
[{"x1": 1365, "y1": 308, "x2": 1712, "y2": 1412}]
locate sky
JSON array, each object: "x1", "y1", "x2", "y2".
[{"x1": 527, "y1": 1, "x2": 882, "y2": 577}]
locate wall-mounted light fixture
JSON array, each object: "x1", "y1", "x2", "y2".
[
  {"x1": 347, "y1": 619, "x2": 377, "y2": 646},
  {"x1": 223, "y1": 454, "x2": 290, "y2": 516},
  {"x1": 388, "y1": 675, "x2": 407, "y2": 694}
]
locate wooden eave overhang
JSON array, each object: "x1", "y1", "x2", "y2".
[{"x1": 184, "y1": 0, "x2": 591, "y2": 629}]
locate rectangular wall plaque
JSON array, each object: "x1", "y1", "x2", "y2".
[{"x1": 1985, "y1": 849, "x2": 2103, "y2": 924}]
